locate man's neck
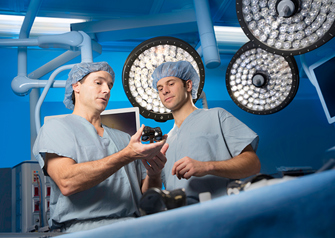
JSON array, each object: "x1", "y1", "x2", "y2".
[
  {"x1": 73, "y1": 106, "x2": 103, "y2": 129},
  {"x1": 172, "y1": 101, "x2": 197, "y2": 128}
]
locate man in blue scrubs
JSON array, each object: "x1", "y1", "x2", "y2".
[
  {"x1": 33, "y1": 62, "x2": 168, "y2": 232},
  {"x1": 151, "y1": 61, "x2": 260, "y2": 204}
]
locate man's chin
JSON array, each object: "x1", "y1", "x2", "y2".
[
  {"x1": 97, "y1": 104, "x2": 108, "y2": 112},
  {"x1": 161, "y1": 103, "x2": 172, "y2": 111}
]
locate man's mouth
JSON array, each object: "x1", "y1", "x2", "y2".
[
  {"x1": 165, "y1": 96, "x2": 173, "y2": 102},
  {"x1": 99, "y1": 98, "x2": 107, "y2": 102}
]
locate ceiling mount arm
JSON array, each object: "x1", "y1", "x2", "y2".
[{"x1": 193, "y1": 0, "x2": 221, "y2": 69}]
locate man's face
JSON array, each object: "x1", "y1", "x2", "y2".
[
  {"x1": 156, "y1": 76, "x2": 192, "y2": 111},
  {"x1": 73, "y1": 71, "x2": 114, "y2": 112}
]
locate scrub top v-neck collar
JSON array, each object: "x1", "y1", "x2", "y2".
[
  {"x1": 173, "y1": 109, "x2": 200, "y2": 133},
  {"x1": 71, "y1": 114, "x2": 106, "y2": 137}
]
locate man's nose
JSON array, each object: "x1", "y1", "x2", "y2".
[
  {"x1": 162, "y1": 86, "x2": 169, "y2": 95},
  {"x1": 103, "y1": 84, "x2": 111, "y2": 93}
]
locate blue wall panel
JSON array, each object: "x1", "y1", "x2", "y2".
[{"x1": 0, "y1": 47, "x2": 334, "y2": 175}]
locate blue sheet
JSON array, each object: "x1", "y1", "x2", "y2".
[{"x1": 58, "y1": 169, "x2": 335, "y2": 238}]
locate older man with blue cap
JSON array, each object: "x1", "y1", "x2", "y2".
[
  {"x1": 151, "y1": 60, "x2": 261, "y2": 204},
  {"x1": 33, "y1": 61, "x2": 168, "y2": 232}
]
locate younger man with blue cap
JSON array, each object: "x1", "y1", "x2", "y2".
[
  {"x1": 33, "y1": 62, "x2": 168, "y2": 232},
  {"x1": 152, "y1": 60, "x2": 260, "y2": 204}
]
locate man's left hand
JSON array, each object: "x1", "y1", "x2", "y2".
[
  {"x1": 172, "y1": 157, "x2": 208, "y2": 180},
  {"x1": 142, "y1": 143, "x2": 169, "y2": 177}
]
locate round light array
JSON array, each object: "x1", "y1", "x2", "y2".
[
  {"x1": 236, "y1": 0, "x2": 335, "y2": 55},
  {"x1": 123, "y1": 36, "x2": 205, "y2": 122},
  {"x1": 226, "y1": 41, "x2": 299, "y2": 114}
]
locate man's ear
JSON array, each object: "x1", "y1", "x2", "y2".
[
  {"x1": 72, "y1": 82, "x2": 80, "y2": 93},
  {"x1": 186, "y1": 79, "x2": 193, "y2": 93}
]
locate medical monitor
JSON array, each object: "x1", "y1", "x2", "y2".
[
  {"x1": 100, "y1": 107, "x2": 140, "y2": 136},
  {"x1": 309, "y1": 54, "x2": 335, "y2": 124},
  {"x1": 44, "y1": 107, "x2": 140, "y2": 136}
]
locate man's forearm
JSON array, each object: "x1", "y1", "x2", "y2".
[
  {"x1": 207, "y1": 150, "x2": 261, "y2": 179},
  {"x1": 47, "y1": 148, "x2": 135, "y2": 196},
  {"x1": 141, "y1": 174, "x2": 162, "y2": 193}
]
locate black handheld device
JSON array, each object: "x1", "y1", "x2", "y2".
[{"x1": 141, "y1": 126, "x2": 163, "y2": 142}]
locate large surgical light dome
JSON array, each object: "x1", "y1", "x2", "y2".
[
  {"x1": 236, "y1": 0, "x2": 335, "y2": 55},
  {"x1": 226, "y1": 41, "x2": 299, "y2": 114},
  {"x1": 122, "y1": 36, "x2": 205, "y2": 122}
]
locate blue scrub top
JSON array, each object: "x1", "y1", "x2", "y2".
[
  {"x1": 162, "y1": 108, "x2": 259, "y2": 201},
  {"x1": 33, "y1": 114, "x2": 146, "y2": 230}
]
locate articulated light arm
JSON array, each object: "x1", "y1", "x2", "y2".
[{"x1": 8, "y1": 31, "x2": 97, "y2": 96}]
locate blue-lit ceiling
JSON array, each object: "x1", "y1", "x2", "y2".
[
  {"x1": 0, "y1": 0, "x2": 239, "y2": 51},
  {"x1": 1, "y1": 0, "x2": 334, "y2": 61}
]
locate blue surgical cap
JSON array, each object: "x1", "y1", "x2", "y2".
[
  {"x1": 151, "y1": 61, "x2": 200, "y2": 99},
  {"x1": 63, "y1": 62, "x2": 115, "y2": 110}
]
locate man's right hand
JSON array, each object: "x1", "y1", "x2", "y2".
[{"x1": 126, "y1": 124, "x2": 167, "y2": 161}]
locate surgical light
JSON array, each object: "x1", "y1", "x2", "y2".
[
  {"x1": 236, "y1": 0, "x2": 335, "y2": 55},
  {"x1": 226, "y1": 41, "x2": 299, "y2": 114},
  {"x1": 122, "y1": 36, "x2": 205, "y2": 122}
]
